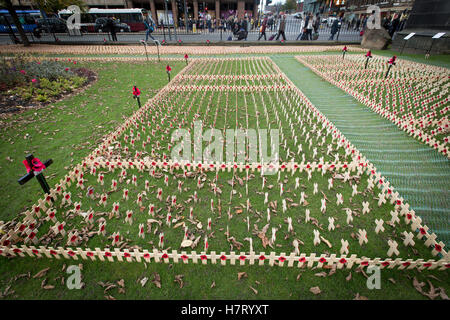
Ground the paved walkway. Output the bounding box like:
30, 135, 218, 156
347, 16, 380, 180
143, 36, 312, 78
272, 55, 450, 247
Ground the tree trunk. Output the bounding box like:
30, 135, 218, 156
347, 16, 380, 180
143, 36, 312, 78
4, 0, 30, 46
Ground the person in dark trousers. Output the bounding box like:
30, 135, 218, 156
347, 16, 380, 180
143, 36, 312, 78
258, 16, 268, 40
143, 12, 156, 42
329, 18, 339, 40
389, 13, 400, 37
106, 17, 117, 41
275, 13, 286, 41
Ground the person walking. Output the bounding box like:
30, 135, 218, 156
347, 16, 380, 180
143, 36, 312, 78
389, 13, 400, 37
305, 12, 313, 40
275, 12, 286, 41
143, 12, 156, 42
268, 15, 274, 31
295, 13, 305, 40
328, 18, 339, 40
258, 15, 268, 40
106, 17, 117, 41
313, 12, 320, 40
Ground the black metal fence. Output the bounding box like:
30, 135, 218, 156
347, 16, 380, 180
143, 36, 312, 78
0, 17, 363, 44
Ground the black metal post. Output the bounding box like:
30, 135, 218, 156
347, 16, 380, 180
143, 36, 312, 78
385, 65, 392, 78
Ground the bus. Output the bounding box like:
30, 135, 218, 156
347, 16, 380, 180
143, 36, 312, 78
58, 8, 147, 32
0, 10, 42, 33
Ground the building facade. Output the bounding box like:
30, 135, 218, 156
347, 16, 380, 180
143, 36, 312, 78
11, 0, 259, 22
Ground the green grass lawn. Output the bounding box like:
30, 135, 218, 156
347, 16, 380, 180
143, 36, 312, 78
0, 56, 448, 300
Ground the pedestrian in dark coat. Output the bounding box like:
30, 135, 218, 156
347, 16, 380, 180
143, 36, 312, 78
329, 19, 339, 40
106, 17, 117, 41
275, 13, 286, 41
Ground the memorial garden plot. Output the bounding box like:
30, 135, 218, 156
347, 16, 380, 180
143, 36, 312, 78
296, 55, 450, 158
0, 57, 447, 271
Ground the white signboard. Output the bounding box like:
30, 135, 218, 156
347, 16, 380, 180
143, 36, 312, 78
403, 32, 415, 40
432, 32, 445, 39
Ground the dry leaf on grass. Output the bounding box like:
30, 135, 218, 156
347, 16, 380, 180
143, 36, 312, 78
354, 293, 368, 300
152, 273, 161, 288
314, 272, 327, 278
174, 275, 184, 289
33, 268, 50, 279
105, 295, 116, 300
238, 272, 248, 281
249, 286, 258, 295
310, 286, 321, 295
140, 277, 148, 287
346, 273, 352, 281
210, 281, 216, 289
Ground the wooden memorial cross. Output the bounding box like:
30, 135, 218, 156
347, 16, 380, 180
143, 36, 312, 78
132, 86, 141, 108
385, 56, 396, 79
18, 154, 53, 196
166, 64, 172, 82
364, 50, 372, 69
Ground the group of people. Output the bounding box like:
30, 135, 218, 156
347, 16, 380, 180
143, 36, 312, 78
138, 8, 409, 43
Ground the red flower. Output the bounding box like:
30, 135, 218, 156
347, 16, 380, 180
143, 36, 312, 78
435, 244, 442, 252
319, 257, 327, 263
104, 251, 112, 257
278, 256, 286, 262
402, 262, 411, 267
50, 250, 57, 255
423, 263, 432, 268
13, 248, 21, 253
166, 65, 172, 72
220, 255, 227, 261
162, 253, 169, 259
181, 254, 188, 261
32, 249, 39, 254
339, 258, 347, 264
143, 253, 150, 259
381, 261, 390, 267
239, 255, 246, 261
299, 257, 306, 263
259, 255, 266, 260
200, 255, 207, 260
68, 251, 75, 256
360, 261, 369, 266
124, 252, 131, 258
87, 252, 94, 257
184, 54, 189, 59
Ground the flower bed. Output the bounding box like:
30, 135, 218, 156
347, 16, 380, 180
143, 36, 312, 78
0, 55, 95, 115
